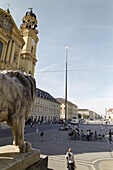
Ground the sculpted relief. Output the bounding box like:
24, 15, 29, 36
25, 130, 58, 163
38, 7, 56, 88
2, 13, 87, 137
0, 12, 13, 33
0, 70, 36, 152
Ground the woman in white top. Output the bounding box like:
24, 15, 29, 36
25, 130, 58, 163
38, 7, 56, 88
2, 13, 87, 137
65, 148, 75, 170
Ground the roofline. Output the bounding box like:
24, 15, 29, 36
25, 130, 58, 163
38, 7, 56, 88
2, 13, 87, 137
56, 98, 78, 107
36, 88, 60, 104
0, 8, 25, 44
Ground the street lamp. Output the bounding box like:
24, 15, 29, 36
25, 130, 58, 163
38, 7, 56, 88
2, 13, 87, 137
65, 46, 68, 125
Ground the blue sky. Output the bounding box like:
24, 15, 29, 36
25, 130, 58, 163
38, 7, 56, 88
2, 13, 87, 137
1, 0, 113, 116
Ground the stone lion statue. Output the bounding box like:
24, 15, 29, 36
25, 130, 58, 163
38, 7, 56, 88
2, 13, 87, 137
0, 70, 36, 152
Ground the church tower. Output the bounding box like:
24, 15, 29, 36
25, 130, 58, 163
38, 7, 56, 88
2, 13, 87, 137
19, 8, 39, 77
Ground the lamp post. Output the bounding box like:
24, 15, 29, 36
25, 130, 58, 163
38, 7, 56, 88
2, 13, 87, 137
65, 46, 68, 125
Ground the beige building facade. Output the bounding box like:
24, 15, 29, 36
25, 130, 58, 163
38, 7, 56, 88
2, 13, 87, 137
106, 108, 113, 121
31, 88, 60, 123
0, 7, 39, 77
78, 109, 100, 120
56, 98, 78, 120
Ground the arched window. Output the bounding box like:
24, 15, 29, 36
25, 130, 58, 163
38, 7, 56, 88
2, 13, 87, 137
0, 41, 3, 59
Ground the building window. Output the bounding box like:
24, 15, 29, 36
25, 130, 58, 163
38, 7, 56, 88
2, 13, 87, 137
0, 41, 3, 59
14, 54, 17, 61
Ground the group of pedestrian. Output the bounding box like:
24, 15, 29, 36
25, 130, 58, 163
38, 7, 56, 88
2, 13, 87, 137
85, 129, 93, 141
69, 128, 105, 141
69, 127, 80, 140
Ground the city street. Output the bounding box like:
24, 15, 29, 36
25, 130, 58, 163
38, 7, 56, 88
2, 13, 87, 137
1, 123, 113, 169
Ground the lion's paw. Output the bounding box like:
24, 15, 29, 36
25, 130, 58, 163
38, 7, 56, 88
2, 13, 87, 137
19, 141, 32, 153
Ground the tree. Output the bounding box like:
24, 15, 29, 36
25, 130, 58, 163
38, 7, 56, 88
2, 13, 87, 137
83, 114, 89, 119
78, 113, 82, 119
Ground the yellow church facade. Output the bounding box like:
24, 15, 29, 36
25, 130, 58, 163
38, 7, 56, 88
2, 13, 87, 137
0, 7, 39, 77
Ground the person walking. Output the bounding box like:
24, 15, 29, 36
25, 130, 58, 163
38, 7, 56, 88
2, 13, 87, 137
36, 127, 39, 137
40, 131, 44, 142
94, 130, 97, 140
65, 148, 76, 170
86, 130, 90, 141
109, 129, 112, 144
80, 130, 84, 141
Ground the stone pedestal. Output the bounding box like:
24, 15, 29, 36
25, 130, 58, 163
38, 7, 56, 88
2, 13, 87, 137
0, 145, 40, 170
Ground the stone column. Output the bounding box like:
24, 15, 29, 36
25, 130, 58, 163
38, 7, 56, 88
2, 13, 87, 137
1, 43, 7, 61
32, 64, 35, 77
6, 40, 12, 62
10, 41, 15, 63
17, 46, 21, 68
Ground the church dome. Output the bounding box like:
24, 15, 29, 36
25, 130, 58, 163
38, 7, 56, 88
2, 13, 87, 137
20, 8, 38, 34
26, 8, 36, 19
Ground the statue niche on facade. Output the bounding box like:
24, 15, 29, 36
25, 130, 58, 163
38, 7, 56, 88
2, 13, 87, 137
0, 70, 36, 152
